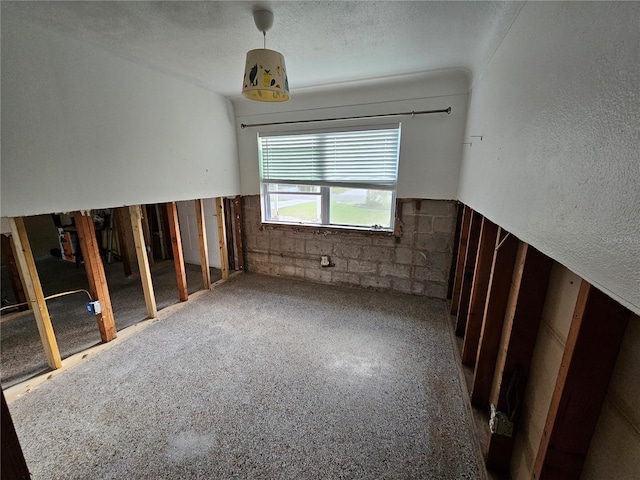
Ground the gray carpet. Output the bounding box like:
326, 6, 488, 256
1, 256, 221, 386
7, 273, 482, 479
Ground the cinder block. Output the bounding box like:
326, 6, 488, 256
333, 243, 363, 259
347, 259, 378, 274
371, 236, 396, 247
254, 236, 269, 251
424, 281, 447, 299
338, 235, 374, 246
401, 201, 415, 216
361, 246, 393, 264
414, 232, 453, 253
332, 272, 360, 285
399, 214, 416, 234
395, 247, 413, 265
434, 216, 456, 233
414, 266, 448, 283
294, 257, 318, 269
411, 282, 425, 296
361, 276, 391, 289
421, 200, 458, 217
305, 268, 332, 283
330, 257, 348, 272
417, 215, 434, 233
305, 240, 333, 255
430, 251, 452, 272
379, 264, 411, 279
412, 250, 430, 266
391, 278, 412, 293
278, 264, 296, 277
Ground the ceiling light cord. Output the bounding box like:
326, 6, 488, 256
263, 31, 266, 49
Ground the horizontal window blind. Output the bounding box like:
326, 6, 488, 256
259, 127, 401, 187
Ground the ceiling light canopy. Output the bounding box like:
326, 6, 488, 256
242, 8, 290, 102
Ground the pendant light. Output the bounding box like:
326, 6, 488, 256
242, 9, 290, 102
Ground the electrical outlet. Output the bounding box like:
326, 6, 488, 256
489, 404, 513, 437
320, 255, 330, 267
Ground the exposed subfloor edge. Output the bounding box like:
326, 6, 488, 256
443, 300, 491, 480
4, 271, 244, 403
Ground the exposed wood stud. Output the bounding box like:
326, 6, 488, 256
73, 211, 117, 343
451, 205, 472, 313
155, 204, 168, 260
1, 234, 29, 311
462, 217, 499, 365
141, 204, 155, 267
195, 199, 211, 290
129, 205, 158, 318
532, 281, 631, 480
447, 203, 464, 299
215, 197, 229, 281
471, 228, 519, 408
455, 210, 482, 336
224, 198, 236, 271
233, 195, 245, 271
485, 243, 553, 472
113, 208, 133, 277
166, 202, 188, 302
9, 217, 62, 369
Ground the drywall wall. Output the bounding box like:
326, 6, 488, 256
510, 264, 640, 480
176, 199, 221, 269
458, 2, 640, 314
1, 14, 240, 218
233, 70, 469, 199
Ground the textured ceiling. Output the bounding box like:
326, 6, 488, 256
3, 1, 524, 98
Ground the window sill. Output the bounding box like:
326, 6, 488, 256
260, 221, 396, 237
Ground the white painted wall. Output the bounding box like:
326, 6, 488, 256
176, 199, 221, 269
458, 2, 640, 314
1, 15, 240, 218
232, 69, 469, 199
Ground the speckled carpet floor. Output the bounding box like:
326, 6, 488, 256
7, 273, 482, 479
1, 256, 221, 386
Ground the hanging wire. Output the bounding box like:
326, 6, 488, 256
0, 289, 94, 313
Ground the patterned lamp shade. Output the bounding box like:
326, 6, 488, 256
242, 48, 290, 102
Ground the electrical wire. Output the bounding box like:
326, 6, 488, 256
0, 289, 93, 313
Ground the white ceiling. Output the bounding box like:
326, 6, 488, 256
3, 1, 525, 98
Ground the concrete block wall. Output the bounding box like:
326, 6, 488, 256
242, 195, 458, 298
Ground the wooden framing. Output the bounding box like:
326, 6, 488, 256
113, 207, 133, 276
532, 281, 631, 480
470, 228, 519, 407
455, 210, 482, 336
485, 243, 553, 472
233, 195, 245, 271
215, 197, 229, 280
195, 199, 211, 289
461, 217, 499, 365
9, 217, 62, 369
129, 205, 158, 318
451, 205, 472, 314
166, 202, 188, 302
1, 233, 28, 311
224, 198, 236, 271
73, 211, 117, 343
141, 204, 155, 267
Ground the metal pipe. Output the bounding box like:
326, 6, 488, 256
240, 107, 451, 129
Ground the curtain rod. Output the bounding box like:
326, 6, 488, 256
240, 107, 451, 129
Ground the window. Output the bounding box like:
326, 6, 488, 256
259, 125, 401, 231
